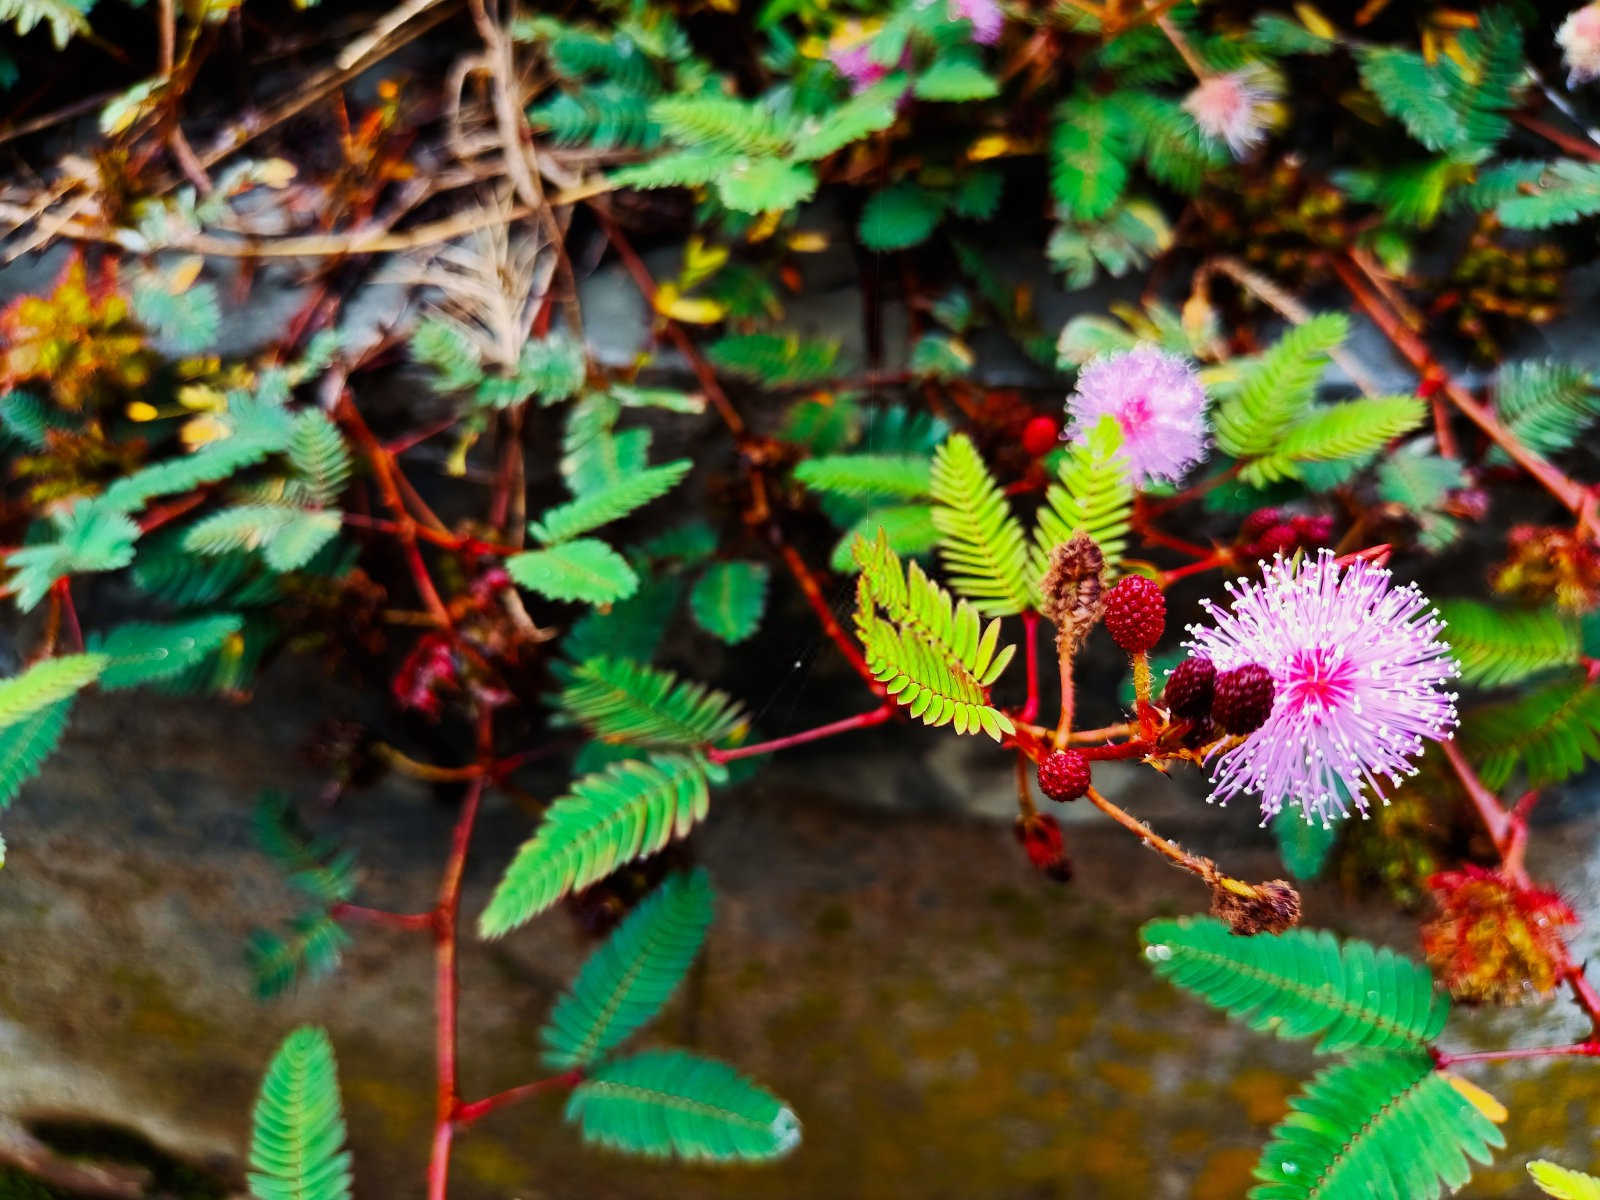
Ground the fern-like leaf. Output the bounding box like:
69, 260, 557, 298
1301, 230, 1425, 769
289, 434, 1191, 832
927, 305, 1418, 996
858, 182, 945, 252
690, 561, 768, 644
1493, 360, 1600, 457
1497, 160, 1600, 229
529, 460, 692, 544
507, 539, 640, 606
1529, 1162, 1600, 1199
555, 656, 748, 748
830, 505, 938, 571
564, 1050, 800, 1162
851, 531, 1015, 740
1244, 395, 1426, 486
247, 1027, 354, 1200
479, 754, 722, 936
541, 869, 713, 1067
1249, 1053, 1502, 1199
287, 411, 352, 509
1213, 314, 1347, 459
247, 916, 350, 999
706, 333, 840, 386
793, 454, 931, 501
1140, 916, 1449, 1053
0, 696, 71, 809
92, 614, 244, 690
1459, 669, 1600, 789
1050, 94, 1130, 221
1031, 414, 1134, 584
929, 433, 1032, 616
0, 654, 106, 730
8, 498, 140, 612
0, 0, 89, 48
1436, 600, 1578, 688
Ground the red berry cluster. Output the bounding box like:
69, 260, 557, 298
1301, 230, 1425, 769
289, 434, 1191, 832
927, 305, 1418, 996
1163, 655, 1275, 740
1102, 575, 1166, 653
392, 632, 459, 720
1236, 508, 1334, 560
1038, 749, 1091, 802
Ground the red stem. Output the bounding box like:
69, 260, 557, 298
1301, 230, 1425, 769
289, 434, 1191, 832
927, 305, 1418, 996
1079, 738, 1154, 762
1018, 611, 1041, 725
775, 542, 885, 694
1436, 1041, 1600, 1068
453, 1070, 585, 1129
329, 902, 434, 932
706, 703, 896, 764
52, 579, 83, 654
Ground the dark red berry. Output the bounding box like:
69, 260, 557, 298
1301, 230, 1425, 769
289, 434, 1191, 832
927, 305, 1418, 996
1021, 416, 1061, 458
1255, 523, 1300, 557
1102, 575, 1166, 654
1182, 715, 1218, 750
1038, 750, 1091, 802
1014, 813, 1072, 882
1211, 664, 1276, 735
1237, 507, 1284, 545
1163, 656, 1216, 718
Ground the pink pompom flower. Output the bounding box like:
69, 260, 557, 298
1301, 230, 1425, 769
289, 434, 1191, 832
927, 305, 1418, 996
1065, 345, 1208, 485
950, 0, 1003, 45
1557, 3, 1600, 86
827, 20, 891, 93
1186, 550, 1460, 827
1181, 64, 1284, 158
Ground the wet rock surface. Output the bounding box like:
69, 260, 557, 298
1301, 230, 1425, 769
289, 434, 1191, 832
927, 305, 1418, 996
0, 662, 1595, 1198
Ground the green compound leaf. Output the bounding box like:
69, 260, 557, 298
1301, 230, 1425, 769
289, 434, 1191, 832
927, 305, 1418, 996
541, 869, 714, 1068
7, 498, 140, 612
851, 530, 1015, 740
793, 453, 932, 501
479, 754, 723, 937
690, 561, 769, 644
1493, 360, 1600, 457
1272, 809, 1339, 881
530, 460, 693, 545
859, 182, 945, 251
564, 1050, 800, 1162
507, 539, 640, 606
1249, 1053, 1502, 1200
1213, 314, 1346, 460
716, 159, 817, 214
1529, 1161, 1600, 1199
914, 55, 998, 102
1436, 600, 1580, 689
706, 332, 840, 386
1050, 93, 1130, 221
92, 614, 244, 690
1031, 413, 1134, 585
1140, 916, 1449, 1053
1358, 47, 1464, 152
0, 655, 107, 730
247, 1027, 353, 1200
789, 77, 904, 160
929, 433, 1032, 616
1497, 160, 1600, 229
1459, 668, 1600, 790
0, 696, 71, 809
830, 504, 938, 571
287, 411, 352, 509
555, 656, 748, 748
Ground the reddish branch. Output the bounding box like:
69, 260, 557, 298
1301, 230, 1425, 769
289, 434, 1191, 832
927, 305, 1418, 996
707, 703, 896, 764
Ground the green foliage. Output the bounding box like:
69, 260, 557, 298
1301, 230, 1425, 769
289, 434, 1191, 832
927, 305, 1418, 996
690, 561, 769, 644
410, 316, 483, 391
247, 1027, 353, 1200
0, 0, 89, 48
929, 433, 1032, 616
1242, 395, 1426, 487
0, 654, 106, 729
133, 537, 276, 608
0, 697, 71, 809
1529, 1162, 1600, 1199
508, 539, 640, 606
530, 460, 692, 545
91, 614, 244, 690
8, 498, 139, 611
528, 86, 660, 150
914, 53, 997, 101
1050, 94, 1129, 221
1213, 314, 1346, 460
183, 505, 341, 573
1272, 810, 1339, 881
794, 453, 931, 501
0, 390, 66, 449
1376, 442, 1466, 511
1250, 1053, 1502, 1199
541, 869, 713, 1068
1122, 91, 1228, 192
1459, 669, 1600, 790
830, 504, 938, 571
1493, 361, 1600, 457
132, 277, 221, 355
248, 916, 350, 1000
564, 1050, 800, 1162
706, 333, 840, 385
1358, 49, 1466, 154
851, 531, 1015, 739
1140, 916, 1449, 1053
1031, 414, 1134, 583
556, 656, 748, 748
1435, 600, 1579, 688
479, 754, 722, 936
788, 78, 903, 160
859, 182, 945, 251
652, 94, 793, 155
1497, 161, 1600, 228
286, 412, 352, 509
1047, 199, 1173, 289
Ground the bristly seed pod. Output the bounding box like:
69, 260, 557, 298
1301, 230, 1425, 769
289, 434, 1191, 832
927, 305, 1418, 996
1210, 877, 1301, 936
1040, 533, 1106, 655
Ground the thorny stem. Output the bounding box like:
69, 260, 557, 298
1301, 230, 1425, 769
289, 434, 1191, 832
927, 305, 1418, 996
706, 704, 897, 764
1083, 786, 1221, 884
1332, 256, 1597, 536
1436, 1042, 1600, 1068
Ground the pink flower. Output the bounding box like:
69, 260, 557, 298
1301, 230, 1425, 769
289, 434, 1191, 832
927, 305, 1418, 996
1181, 65, 1283, 158
950, 0, 1003, 44
1066, 345, 1208, 485
1186, 551, 1460, 826
1557, 3, 1600, 86
828, 21, 891, 92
